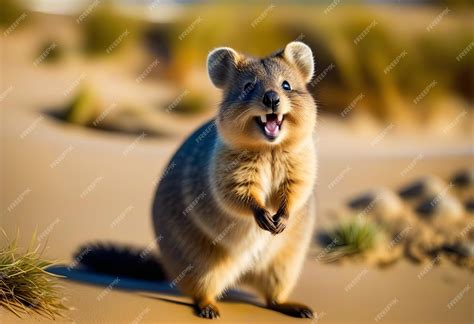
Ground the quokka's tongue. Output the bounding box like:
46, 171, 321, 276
264, 119, 279, 137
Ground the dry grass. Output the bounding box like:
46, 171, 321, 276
0, 230, 68, 319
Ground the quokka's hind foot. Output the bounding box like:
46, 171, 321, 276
267, 301, 314, 319
194, 300, 220, 319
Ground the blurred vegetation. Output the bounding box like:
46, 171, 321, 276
82, 3, 141, 55
0, 0, 26, 27
167, 93, 207, 115
2, 1, 472, 125
159, 5, 473, 121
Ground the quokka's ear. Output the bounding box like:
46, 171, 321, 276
207, 47, 240, 89
283, 42, 314, 84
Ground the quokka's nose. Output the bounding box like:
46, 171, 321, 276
262, 90, 280, 111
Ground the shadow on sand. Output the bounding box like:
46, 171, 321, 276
48, 266, 262, 313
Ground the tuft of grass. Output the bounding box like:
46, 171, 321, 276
64, 85, 101, 126
0, 231, 67, 319
322, 218, 378, 261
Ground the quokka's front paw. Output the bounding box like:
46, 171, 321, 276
253, 207, 279, 234
272, 207, 289, 234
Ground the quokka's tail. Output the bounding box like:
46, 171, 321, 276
73, 242, 167, 281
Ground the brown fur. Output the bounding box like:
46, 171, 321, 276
152, 42, 317, 319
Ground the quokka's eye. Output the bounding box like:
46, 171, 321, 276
243, 81, 254, 92
282, 80, 291, 91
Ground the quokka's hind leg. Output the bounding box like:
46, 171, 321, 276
193, 296, 220, 319
177, 261, 239, 319
179, 271, 225, 319
243, 253, 314, 318
243, 215, 315, 318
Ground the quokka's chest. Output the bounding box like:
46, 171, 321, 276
257, 161, 286, 197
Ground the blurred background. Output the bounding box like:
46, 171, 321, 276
1, 0, 473, 322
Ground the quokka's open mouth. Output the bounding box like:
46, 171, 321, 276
255, 113, 285, 140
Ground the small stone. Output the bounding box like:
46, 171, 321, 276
415, 194, 463, 220
399, 176, 446, 199
399, 180, 425, 199
451, 170, 474, 188
465, 199, 474, 212
348, 193, 375, 210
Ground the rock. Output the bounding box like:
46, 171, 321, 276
442, 243, 474, 258
465, 198, 474, 212
399, 180, 425, 199
415, 194, 464, 220
451, 169, 474, 188
348, 193, 375, 210
398, 176, 446, 199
